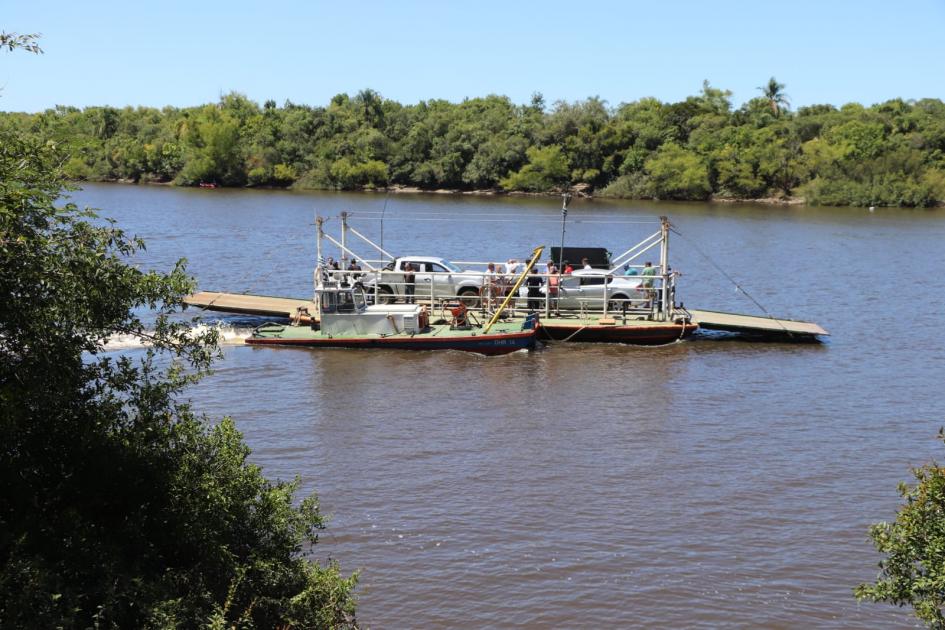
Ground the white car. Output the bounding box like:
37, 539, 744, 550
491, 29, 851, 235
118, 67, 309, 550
359, 256, 485, 305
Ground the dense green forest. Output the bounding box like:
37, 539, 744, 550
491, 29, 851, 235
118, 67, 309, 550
4, 81, 945, 206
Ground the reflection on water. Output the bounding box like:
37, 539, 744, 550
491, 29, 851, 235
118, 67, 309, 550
72, 183, 945, 628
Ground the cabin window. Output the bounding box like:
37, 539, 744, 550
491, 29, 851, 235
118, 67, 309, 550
336, 291, 357, 313
320, 292, 338, 313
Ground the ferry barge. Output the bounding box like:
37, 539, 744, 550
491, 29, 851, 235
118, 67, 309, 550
246, 278, 539, 356
186, 202, 827, 344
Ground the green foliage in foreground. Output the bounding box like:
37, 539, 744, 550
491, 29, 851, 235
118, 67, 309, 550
4, 83, 945, 206
0, 128, 357, 627
856, 429, 945, 628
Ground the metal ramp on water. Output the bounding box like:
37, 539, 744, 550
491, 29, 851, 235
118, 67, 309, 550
184, 291, 317, 320
686, 309, 828, 340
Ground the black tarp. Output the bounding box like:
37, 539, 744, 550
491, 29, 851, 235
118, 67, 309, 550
548, 247, 611, 269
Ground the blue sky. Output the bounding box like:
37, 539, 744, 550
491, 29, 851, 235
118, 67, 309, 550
2, 0, 944, 112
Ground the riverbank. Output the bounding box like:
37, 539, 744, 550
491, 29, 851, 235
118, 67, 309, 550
75, 178, 813, 206
15, 89, 945, 209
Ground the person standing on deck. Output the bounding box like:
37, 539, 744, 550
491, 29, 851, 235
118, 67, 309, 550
403, 262, 416, 304
546, 261, 559, 314
482, 262, 497, 308
582, 257, 592, 270
347, 258, 363, 283
641, 261, 657, 307
526, 267, 543, 311
563, 260, 574, 275
495, 262, 509, 299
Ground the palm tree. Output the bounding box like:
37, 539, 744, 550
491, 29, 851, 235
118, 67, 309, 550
758, 77, 790, 117
355, 89, 384, 127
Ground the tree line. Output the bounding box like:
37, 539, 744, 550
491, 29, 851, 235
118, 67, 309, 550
3, 81, 945, 207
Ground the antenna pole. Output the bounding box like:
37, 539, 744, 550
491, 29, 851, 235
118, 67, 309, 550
340, 211, 349, 266
315, 215, 324, 298
380, 189, 390, 251
558, 192, 571, 271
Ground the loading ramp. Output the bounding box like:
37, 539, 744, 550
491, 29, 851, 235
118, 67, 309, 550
687, 309, 828, 340
184, 291, 317, 322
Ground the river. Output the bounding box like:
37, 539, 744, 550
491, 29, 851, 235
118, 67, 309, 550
72, 183, 945, 628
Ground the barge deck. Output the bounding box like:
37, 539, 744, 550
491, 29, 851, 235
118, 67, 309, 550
186, 292, 823, 344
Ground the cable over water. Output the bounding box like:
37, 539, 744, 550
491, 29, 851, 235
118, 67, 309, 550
669, 226, 794, 338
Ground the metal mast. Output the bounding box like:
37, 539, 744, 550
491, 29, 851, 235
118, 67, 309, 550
558, 192, 571, 271
659, 216, 670, 320
314, 215, 324, 298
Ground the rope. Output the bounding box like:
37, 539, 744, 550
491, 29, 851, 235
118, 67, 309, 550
559, 325, 589, 342
668, 226, 794, 339
641, 318, 691, 347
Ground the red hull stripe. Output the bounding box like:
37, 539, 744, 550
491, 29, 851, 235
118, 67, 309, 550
541, 323, 697, 343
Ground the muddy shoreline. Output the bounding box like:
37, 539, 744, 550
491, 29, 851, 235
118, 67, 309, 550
89, 179, 809, 206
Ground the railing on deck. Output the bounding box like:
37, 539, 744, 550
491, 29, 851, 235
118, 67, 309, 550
317, 265, 677, 322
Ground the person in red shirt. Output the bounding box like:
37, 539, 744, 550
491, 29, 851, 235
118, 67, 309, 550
563, 260, 574, 275
546, 261, 560, 314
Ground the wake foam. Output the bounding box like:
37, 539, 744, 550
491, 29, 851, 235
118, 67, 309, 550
102, 324, 254, 351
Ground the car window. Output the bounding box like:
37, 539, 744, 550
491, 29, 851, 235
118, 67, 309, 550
430, 263, 448, 273
560, 277, 579, 289
440, 260, 461, 273
404, 261, 427, 272
580, 276, 605, 286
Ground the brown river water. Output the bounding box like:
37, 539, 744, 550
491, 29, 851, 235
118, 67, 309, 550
73, 183, 945, 628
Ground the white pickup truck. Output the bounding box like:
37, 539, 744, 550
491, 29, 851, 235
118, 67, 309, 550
358, 256, 484, 305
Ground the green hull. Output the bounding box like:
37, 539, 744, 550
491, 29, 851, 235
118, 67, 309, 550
246, 322, 537, 355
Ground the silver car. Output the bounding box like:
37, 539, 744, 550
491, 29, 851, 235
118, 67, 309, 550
544, 269, 647, 311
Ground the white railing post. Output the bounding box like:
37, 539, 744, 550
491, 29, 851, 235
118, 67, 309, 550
340, 211, 348, 267
660, 216, 670, 321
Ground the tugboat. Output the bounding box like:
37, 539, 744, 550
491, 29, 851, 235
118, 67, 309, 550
246, 284, 539, 355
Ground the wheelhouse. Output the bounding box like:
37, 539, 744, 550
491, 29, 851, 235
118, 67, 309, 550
318, 285, 367, 315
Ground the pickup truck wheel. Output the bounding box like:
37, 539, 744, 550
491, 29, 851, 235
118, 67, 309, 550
458, 287, 480, 307
375, 286, 394, 304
